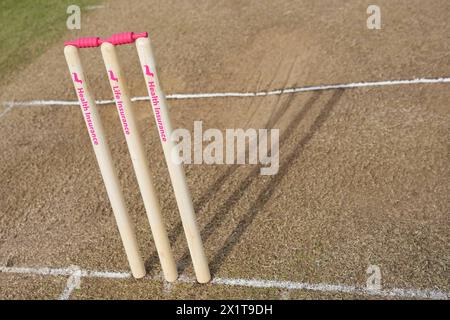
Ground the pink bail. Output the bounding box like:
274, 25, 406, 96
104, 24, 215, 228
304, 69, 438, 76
64, 37, 101, 48
64, 32, 148, 48
101, 32, 148, 45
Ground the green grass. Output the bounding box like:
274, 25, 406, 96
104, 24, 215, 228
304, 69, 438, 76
0, 0, 101, 84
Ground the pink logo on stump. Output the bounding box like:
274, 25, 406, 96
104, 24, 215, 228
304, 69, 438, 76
108, 70, 119, 82
144, 65, 154, 77
73, 73, 83, 84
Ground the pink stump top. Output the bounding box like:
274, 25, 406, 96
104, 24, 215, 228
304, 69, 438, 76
64, 32, 148, 48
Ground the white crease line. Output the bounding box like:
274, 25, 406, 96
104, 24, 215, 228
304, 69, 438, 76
0, 265, 130, 279
4, 76, 450, 108
0, 102, 14, 118
59, 265, 82, 300
0, 266, 74, 277
1, 265, 448, 299
84, 4, 106, 10
82, 269, 131, 279
59, 278, 79, 300
212, 277, 449, 300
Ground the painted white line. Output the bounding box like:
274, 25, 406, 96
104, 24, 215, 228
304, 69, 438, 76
6, 99, 107, 107
84, 4, 106, 10
177, 273, 196, 284
59, 265, 82, 300
0, 265, 74, 276
212, 277, 449, 300
4, 76, 450, 108
82, 269, 131, 279
0, 265, 130, 279
1, 265, 448, 299
59, 278, 79, 300
0, 102, 14, 118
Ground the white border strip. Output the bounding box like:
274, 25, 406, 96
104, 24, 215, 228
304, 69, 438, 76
4, 76, 450, 108
1, 265, 448, 300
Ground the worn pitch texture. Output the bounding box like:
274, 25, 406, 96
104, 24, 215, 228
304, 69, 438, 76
0, 0, 449, 299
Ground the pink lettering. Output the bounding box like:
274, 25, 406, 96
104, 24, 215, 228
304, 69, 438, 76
112, 86, 130, 135
146, 78, 167, 142
76, 87, 99, 145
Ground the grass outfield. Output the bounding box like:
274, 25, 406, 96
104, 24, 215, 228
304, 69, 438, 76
0, 0, 100, 85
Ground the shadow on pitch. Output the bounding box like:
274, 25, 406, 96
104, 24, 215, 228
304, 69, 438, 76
146, 89, 344, 279
144, 86, 299, 273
